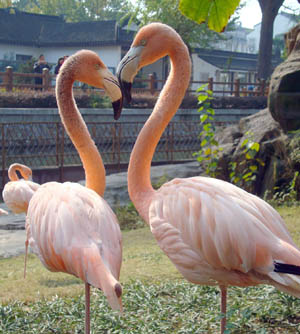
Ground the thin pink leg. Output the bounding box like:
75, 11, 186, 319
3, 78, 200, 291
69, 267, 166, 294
85, 283, 90, 334
220, 285, 227, 334
24, 239, 29, 279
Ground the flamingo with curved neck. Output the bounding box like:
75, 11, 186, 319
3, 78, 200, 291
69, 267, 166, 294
117, 23, 300, 333
2, 163, 40, 214
26, 50, 123, 334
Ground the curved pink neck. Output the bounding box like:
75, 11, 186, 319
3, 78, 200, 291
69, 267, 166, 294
56, 74, 105, 196
128, 42, 191, 221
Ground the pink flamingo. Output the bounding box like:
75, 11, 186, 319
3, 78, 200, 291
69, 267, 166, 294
0, 208, 8, 215
117, 23, 300, 333
2, 163, 40, 214
26, 50, 123, 334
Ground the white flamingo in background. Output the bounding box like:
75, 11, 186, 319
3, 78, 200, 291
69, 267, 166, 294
2, 163, 40, 214
26, 50, 123, 334
117, 22, 300, 334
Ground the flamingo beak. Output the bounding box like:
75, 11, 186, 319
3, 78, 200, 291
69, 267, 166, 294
102, 69, 123, 120
117, 46, 143, 104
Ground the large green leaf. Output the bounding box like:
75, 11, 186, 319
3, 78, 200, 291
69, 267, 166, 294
179, 0, 240, 32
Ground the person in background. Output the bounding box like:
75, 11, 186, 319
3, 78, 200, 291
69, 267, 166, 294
33, 54, 51, 88
54, 57, 64, 74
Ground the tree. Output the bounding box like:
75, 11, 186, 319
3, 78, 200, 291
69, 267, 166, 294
257, 0, 284, 79
179, 0, 300, 80
8, 0, 133, 22
132, 0, 236, 53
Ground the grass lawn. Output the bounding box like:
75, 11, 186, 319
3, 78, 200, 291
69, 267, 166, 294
1, 205, 300, 333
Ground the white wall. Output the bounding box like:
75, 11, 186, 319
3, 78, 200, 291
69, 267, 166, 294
0, 44, 122, 73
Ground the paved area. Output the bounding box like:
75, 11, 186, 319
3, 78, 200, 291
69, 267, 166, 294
0, 161, 201, 258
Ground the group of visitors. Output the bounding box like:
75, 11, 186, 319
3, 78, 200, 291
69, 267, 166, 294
33, 54, 68, 87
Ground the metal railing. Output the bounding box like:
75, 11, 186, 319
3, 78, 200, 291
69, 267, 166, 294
2, 120, 227, 189
0, 67, 268, 97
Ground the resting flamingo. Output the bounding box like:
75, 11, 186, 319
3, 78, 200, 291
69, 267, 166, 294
117, 22, 300, 333
26, 50, 123, 334
2, 163, 40, 214
0, 208, 8, 215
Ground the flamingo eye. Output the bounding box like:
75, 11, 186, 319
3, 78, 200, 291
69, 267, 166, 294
140, 39, 147, 46
95, 64, 101, 70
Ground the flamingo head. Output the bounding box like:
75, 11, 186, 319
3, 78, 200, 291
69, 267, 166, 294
117, 23, 178, 104
59, 50, 123, 120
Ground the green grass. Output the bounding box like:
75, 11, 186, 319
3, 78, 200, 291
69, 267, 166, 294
1, 205, 300, 333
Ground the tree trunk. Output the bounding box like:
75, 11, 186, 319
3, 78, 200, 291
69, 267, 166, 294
257, 0, 284, 80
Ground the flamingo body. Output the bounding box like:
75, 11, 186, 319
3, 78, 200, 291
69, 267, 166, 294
117, 22, 300, 332
150, 176, 300, 294
27, 181, 122, 307
24, 50, 123, 332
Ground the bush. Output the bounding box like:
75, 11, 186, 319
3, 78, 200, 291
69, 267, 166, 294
0, 90, 111, 108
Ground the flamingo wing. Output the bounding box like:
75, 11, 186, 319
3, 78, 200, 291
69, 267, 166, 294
26, 182, 122, 285
3, 180, 40, 213
149, 176, 299, 286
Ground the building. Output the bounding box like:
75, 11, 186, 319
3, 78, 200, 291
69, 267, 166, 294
247, 11, 298, 54
0, 7, 133, 74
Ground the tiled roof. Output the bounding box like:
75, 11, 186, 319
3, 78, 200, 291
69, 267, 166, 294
0, 8, 133, 47
197, 48, 281, 72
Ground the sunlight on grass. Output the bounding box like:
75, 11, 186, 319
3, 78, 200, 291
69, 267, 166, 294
1, 206, 300, 333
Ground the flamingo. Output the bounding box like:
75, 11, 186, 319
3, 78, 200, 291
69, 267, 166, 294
0, 208, 8, 215
2, 163, 40, 214
26, 50, 123, 334
117, 22, 300, 333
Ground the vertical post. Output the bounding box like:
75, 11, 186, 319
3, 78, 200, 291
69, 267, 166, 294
260, 79, 266, 96
4, 66, 13, 92
117, 124, 121, 172
60, 125, 65, 183
208, 77, 213, 92
148, 73, 155, 95
1, 124, 6, 190
42, 68, 50, 91
234, 79, 240, 97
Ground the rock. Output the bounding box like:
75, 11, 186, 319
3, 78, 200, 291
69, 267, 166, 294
216, 109, 290, 196
268, 23, 300, 132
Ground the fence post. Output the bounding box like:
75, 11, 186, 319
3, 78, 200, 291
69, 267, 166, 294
208, 77, 213, 92
234, 79, 240, 97
259, 79, 266, 96
148, 73, 155, 95
4, 66, 13, 92
42, 68, 50, 91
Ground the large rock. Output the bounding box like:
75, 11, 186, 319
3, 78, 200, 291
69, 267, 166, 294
216, 109, 291, 196
268, 23, 300, 132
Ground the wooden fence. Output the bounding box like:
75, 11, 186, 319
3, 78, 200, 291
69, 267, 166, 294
0, 66, 268, 97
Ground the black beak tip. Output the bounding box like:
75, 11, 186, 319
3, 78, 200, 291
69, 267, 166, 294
112, 98, 123, 121
122, 81, 132, 104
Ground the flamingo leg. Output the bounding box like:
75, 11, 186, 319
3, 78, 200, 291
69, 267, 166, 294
24, 239, 29, 279
220, 285, 227, 334
85, 283, 90, 334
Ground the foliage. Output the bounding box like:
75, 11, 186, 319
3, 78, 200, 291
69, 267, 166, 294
0, 90, 111, 108
131, 0, 232, 51
229, 131, 264, 191
2, 280, 300, 333
115, 202, 146, 230
179, 0, 240, 32
193, 84, 223, 177
268, 171, 299, 206
5, 0, 133, 22
14, 57, 36, 85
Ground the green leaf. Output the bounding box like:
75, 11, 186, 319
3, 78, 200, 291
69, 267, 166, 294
250, 142, 260, 152
179, 0, 240, 32
200, 114, 208, 122
249, 165, 258, 172
241, 138, 249, 148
